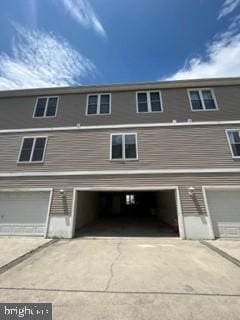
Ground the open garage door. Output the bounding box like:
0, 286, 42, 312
0, 190, 51, 236
205, 188, 240, 238
74, 189, 181, 238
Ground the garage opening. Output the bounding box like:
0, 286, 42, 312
74, 190, 180, 237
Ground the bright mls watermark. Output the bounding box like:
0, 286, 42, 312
0, 303, 52, 319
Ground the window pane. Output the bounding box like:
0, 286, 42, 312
101, 94, 110, 104
88, 95, 98, 104
137, 93, 148, 112
202, 90, 216, 109
34, 98, 47, 117
201, 90, 212, 100
229, 131, 240, 144
125, 134, 136, 159
191, 100, 203, 110
138, 93, 147, 102
112, 135, 123, 159
150, 92, 160, 101
88, 95, 98, 114
190, 91, 201, 100
32, 138, 46, 162
151, 101, 161, 111
100, 104, 110, 114
231, 144, 240, 156
88, 104, 97, 114
189, 91, 202, 110
190, 91, 203, 109
150, 92, 161, 111
19, 138, 34, 162
46, 97, 58, 116
100, 94, 110, 114
138, 102, 148, 112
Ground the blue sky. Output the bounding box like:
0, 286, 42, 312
0, 0, 240, 90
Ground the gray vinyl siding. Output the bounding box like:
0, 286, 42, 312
0, 85, 240, 129
0, 124, 239, 173
0, 174, 240, 217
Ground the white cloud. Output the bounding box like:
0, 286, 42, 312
0, 23, 95, 90
166, 17, 240, 80
218, 0, 240, 19
59, 0, 106, 37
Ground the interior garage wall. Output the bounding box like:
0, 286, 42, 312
155, 191, 177, 227
75, 191, 100, 229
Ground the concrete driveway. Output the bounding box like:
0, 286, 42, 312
0, 236, 52, 268
0, 237, 239, 319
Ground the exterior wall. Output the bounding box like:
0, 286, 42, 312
0, 173, 239, 239
0, 79, 240, 239
0, 124, 239, 173
0, 85, 240, 129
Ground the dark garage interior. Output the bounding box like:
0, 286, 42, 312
74, 190, 179, 237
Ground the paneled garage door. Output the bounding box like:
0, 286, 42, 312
205, 188, 240, 238
0, 191, 51, 236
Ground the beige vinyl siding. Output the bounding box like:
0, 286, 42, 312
0, 85, 240, 129
0, 125, 239, 173
0, 173, 240, 217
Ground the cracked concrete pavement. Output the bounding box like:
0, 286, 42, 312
104, 239, 122, 291
0, 237, 239, 319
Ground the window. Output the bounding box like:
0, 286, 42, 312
227, 131, 240, 158
188, 89, 217, 111
33, 97, 58, 118
126, 194, 135, 205
87, 94, 111, 115
111, 134, 137, 160
137, 91, 162, 112
18, 137, 47, 163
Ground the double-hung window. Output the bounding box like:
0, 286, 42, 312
137, 91, 162, 113
87, 94, 111, 115
18, 137, 47, 163
111, 134, 137, 160
227, 130, 240, 158
33, 97, 58, 118
188, 89, 217, 111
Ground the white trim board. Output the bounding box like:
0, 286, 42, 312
1, 120, 240, 134
1, 168, 240, 178
71, 186, 185, 239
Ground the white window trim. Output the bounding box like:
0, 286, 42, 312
187, 88, 218, 112
110, 133, 138, 161
86, 93, 112, 116
33, 96, 59, 118
136, 91, 163, 113
225, 129, 240, 159
17, 136, 48, 164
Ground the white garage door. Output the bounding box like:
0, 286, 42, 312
205, 189, 240, 238
0, 191, 51, 236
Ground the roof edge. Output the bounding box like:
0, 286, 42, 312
0, 77, 240, 98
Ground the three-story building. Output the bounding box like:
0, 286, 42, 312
0, 77, 240, 239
